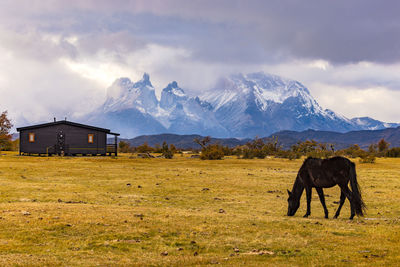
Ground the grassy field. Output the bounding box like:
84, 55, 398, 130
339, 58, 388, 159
0, 152, 399, 266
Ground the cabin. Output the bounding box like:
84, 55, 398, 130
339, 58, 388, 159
16, 120, 120, 156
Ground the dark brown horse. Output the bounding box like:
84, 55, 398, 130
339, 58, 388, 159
287, 156, 365, 219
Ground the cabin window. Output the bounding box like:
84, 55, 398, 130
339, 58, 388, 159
28, 133, 35, 143
88, 134, 94, 144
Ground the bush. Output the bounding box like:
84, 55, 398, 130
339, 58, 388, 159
275, 150, 301, 160
359, 153, 376, 163
118, 141, 131, 153
386, 147, 400, 157
0, 110, 12, 151
242, 147, 254, 159
239, 137, 281, 159
194, 136, 225, 160
232, 147, 243, 159
340, 144, 366, 158
200, 144, 224, 160
377, 139, 390, 155
153, 143, 162, 153
169, 144, 177, 154
136, 142, 154, 153
161, 141, 174, 159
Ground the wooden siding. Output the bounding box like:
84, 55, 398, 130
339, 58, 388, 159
19, 124, 107, 155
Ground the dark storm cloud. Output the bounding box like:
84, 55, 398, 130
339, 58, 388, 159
1, 0, 400, 124
1, 0, 399, 65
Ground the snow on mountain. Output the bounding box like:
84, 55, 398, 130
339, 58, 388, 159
160, 81, 187, 110
350, 117, 400, 130
83, 71, 399, 138
103, 73, 158, 113
86, 74, 227, 137
201, 72, 373, 137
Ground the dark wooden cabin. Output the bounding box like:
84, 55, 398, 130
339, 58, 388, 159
16, 120, 120, 156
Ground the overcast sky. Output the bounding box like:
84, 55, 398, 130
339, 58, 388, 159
1, 0, 400, 126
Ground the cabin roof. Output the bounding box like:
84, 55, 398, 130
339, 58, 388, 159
16, 120, 120, 136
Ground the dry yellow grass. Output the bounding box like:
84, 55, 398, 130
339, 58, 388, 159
0, 152, 399, 266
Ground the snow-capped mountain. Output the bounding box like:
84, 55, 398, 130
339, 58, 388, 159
86, 73, 227, 137
350, 117, 400, 130
84, 72, 399, 138
103, 73, 158, 114
157, 80, 228, 136
202, 72, 360, 137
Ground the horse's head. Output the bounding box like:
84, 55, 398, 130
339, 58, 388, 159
287, 189, 300, 216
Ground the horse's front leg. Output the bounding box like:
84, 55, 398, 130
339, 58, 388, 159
316, 187, 328, 219
303, 187, 312, 218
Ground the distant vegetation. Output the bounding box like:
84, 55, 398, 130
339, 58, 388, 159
117, 135, 400, 162
4, 109, 399, 162
0, 110, 18, 151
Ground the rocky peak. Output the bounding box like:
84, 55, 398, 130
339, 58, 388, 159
103, 73, 157, 112
160, 81, 187, 109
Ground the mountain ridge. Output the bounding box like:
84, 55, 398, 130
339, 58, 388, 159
83, 72, 400, 138
121, 126, 400, 150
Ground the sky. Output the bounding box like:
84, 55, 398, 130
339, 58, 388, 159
1, 0, 400, 127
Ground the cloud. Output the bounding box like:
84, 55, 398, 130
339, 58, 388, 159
1, 0, 400, 127
2, 0, 400, 64
308, 83, 400, 122
0, 28, 103, 124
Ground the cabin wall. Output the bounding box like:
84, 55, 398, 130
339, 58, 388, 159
19, 124, 107, 155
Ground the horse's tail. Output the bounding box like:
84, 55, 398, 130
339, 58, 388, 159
349, 161, 366, 216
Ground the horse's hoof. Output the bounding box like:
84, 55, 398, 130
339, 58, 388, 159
324, 215, 329, 219
333, 215, 338, 219
303, 214, 309, 218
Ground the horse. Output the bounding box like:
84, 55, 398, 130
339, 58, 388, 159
287, 156, 366, 220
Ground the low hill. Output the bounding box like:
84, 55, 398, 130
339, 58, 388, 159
125, 133, 249, 149
120, 127, 400, 150
269, 126, 400, 149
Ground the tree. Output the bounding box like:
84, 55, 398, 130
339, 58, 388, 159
340, 144, 366, 158
136, 142, 153, 153
368, 144, 378, 154
0, 111, 13, 150
161, 141, 173, 159
194, 136, 211, 149
118, 141, 131, 153
169, 144, 177, 154
377, 139, 390, 155
194, 136, 224, 160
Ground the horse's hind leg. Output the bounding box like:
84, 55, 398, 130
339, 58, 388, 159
303, 187, 312, 218
316, 188, 329, 219
339, 184, 355, 220
333, 191, 346, 219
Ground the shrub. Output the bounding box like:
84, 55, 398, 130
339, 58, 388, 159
194, 136, 225, 160
161, 141, 174, 159
232, 147, 243, 159
118, 141, 131, 153
136, 142, 154, 153
169, 144, 177, 154
153, 144, 162, 153
242, 147, 254, 159
340, 144, 366, 158
200, 144, 224, 160
386, 147, 400, 157
240, 136, 281, 159
0, 111, 12, 151
359, 153, 376, 163
378, 139, 390, 155
275, 150, 301, 160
